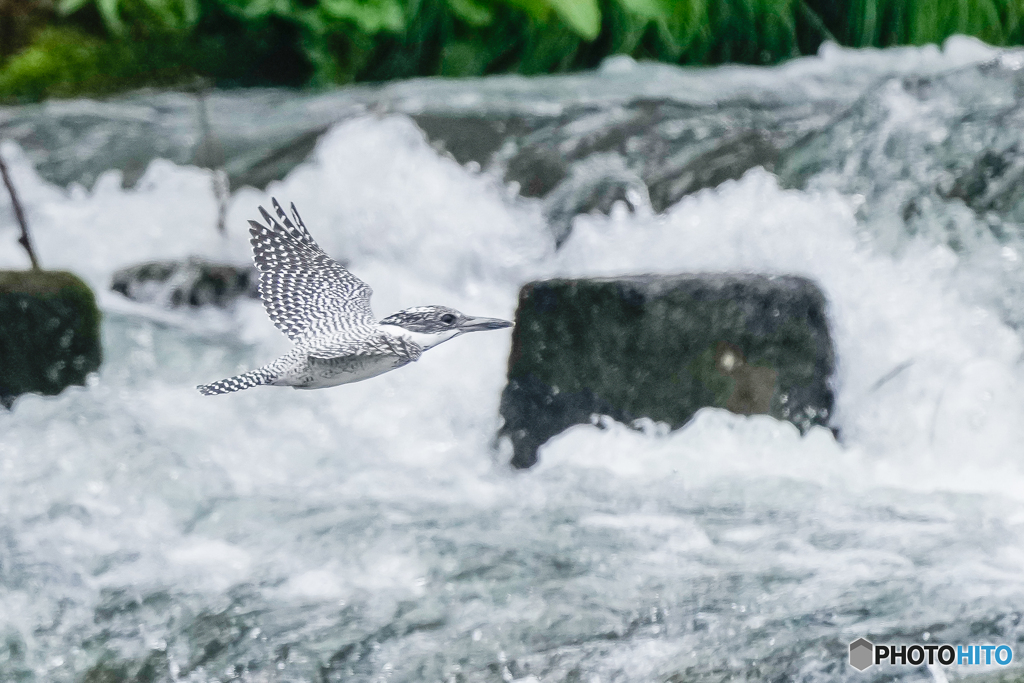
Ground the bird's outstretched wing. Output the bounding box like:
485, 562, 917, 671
306, 330, 422, 362
248, 198, 375, 342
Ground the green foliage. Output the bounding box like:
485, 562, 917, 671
0, 27, 192, 101
830, 0, 1024, 47
4, 0, 1024, 101
548, 0, 602, 40
56, 0, 201, 36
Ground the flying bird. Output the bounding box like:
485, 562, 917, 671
198, 199, 512, 395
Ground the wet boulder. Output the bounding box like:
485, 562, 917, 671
541, 153, 650, 247
410, 112, 536, 170
940, 144, 1024, 222
645, 129, 780, 213
499, 274, 835, 468
111, 258, 258, 308
0, 270, 102, 407
0, 81, 827, 251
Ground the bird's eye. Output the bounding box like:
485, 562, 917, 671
440, 314, 456, 325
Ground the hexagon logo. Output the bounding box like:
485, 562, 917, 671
849, 638, 874, 671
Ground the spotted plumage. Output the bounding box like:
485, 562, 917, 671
249, 200, 375, 342
198, 199, 512, 395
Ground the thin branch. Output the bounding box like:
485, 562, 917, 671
192, 80, 230, 236
797, 1, 838, 46
212, 168, 229, 236
0, 148, 40, 270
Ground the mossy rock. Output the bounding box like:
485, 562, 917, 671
499, 274, 835, 468
0, 27, 195, 103
0, 270, 102, 407
110, 258, 259, 308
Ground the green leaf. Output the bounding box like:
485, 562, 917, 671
96, 0, 127, 35
447, 0, 493, 26
653, 0, 707, 56
320, 0, 405, 33
244, 0, 288, 19
139, 0, 181, 29
56, 0, 93, 17
496, 0, 551, 22
440, 40, 488, 75
180, 0, 201, 28
547, 0, 601, 40
615, 0, 668, 21
224, 0, 298, 20
294, 5, 328, 32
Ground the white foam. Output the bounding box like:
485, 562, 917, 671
2, 105, 1024, 680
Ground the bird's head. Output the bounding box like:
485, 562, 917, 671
379, 305, 513, 350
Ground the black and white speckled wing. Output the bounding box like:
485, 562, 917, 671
249, 199, 375, 342
307, 331, 422, 362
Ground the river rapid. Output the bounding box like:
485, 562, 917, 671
2, 37, 1024, 683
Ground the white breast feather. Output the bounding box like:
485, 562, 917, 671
379, 325, 461, 350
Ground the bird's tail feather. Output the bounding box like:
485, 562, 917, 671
197, 368, 275, 395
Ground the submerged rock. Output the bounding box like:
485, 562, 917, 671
0, 90, 368, 190
111, 258, 258, 308
541, 153, 650, 246
0, 270, 101, 407
0, 67, 838, 247
776, 60, 1024, 250
499, 274, 835, 468
488, 100, 804, 242
8, 51, 1023, 254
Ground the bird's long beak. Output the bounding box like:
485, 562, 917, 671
458, 316, 514, 332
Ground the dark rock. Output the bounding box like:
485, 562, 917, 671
110, 258, 259, 308
409, 112, 535, 168
493, 98, 810, 241
81, 649, 170, 683
0, 89, 369, 190
499, 274, 835, 468
0, 270, 102, 407
224, 124, 332, 192
541, 153, 649, 246
941, 145, 1024, 218
645, 129, 780, 212
0, 79, 834, 248
504, 141, 573, 199
775, 63, 1024, 250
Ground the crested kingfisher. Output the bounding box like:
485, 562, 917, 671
198, 199, 512, 395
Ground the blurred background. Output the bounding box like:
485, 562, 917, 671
4, 0, 1024, 98
5, 1, 1024, 683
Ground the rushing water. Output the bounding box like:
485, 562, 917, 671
2, 38, 1024, 683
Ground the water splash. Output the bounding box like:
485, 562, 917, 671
1, 40, 1024, 683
